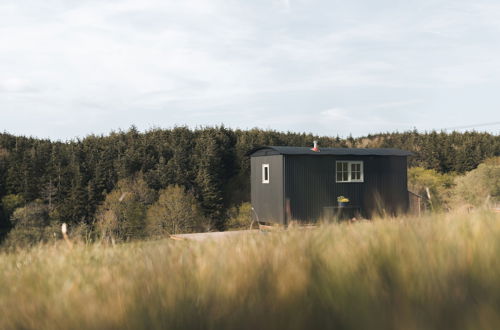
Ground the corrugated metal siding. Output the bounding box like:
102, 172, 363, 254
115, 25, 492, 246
284, 155, 335, 222
362, 156, 409, 217
250, 155, 285, 224
284, 155, 409, 222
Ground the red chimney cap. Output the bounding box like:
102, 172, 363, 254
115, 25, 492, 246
311, 140, 320, 152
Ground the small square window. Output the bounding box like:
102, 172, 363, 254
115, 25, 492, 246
262, 164, 270, 184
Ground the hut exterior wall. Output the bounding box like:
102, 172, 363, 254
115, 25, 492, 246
250, 155, 285, 224
284, 155, 408, 222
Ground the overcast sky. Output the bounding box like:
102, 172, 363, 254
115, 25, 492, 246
1, 0, 500, 140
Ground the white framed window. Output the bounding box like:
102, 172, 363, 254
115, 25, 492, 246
336, 161, 364, 183
262, 164, 270, 184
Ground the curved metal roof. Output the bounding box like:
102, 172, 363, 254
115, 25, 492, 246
248, 146, 413, 156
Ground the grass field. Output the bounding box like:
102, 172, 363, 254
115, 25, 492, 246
1, 210, 499, 330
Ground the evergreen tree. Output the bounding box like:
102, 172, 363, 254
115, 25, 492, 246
0, 127, 498, 246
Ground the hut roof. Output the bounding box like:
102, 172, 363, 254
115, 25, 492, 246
248, 146, 413, 157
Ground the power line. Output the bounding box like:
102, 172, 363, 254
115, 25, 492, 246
440, 121, 500, 131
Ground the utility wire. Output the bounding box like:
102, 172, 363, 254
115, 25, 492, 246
439, 121, 500, 131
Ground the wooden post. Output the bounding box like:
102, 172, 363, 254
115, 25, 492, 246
61, 223, 73, 249
425, 187, 433, 211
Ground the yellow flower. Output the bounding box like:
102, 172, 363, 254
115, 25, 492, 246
337, 196, 349, 203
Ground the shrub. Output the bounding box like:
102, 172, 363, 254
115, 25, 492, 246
146, 185, 207, 237
0, 194, 24, 240
2, 201, 59, 249
96, 176, 155, 242
1, 194, 25, 218
69, 222, 93, 244
226, 202, 253, 230
452, 157, 500, 207
408, 167, 455, 210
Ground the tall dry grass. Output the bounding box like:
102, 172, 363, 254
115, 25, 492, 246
0, 210, 499, 330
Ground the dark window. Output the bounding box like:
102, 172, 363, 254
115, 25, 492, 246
262, 164, 270, 183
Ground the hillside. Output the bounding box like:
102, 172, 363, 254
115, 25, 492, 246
0, 128, 498, 245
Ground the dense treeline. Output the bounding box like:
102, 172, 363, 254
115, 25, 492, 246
356, 130, 499, 173
0, 127, 498, 243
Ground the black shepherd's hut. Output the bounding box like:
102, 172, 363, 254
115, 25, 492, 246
248, 144, 412, 224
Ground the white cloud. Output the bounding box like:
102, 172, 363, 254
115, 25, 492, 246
280, 0, 291, 11
0, 78, 37, 93
320, 108, 352, 122
371, 100, 423, 110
